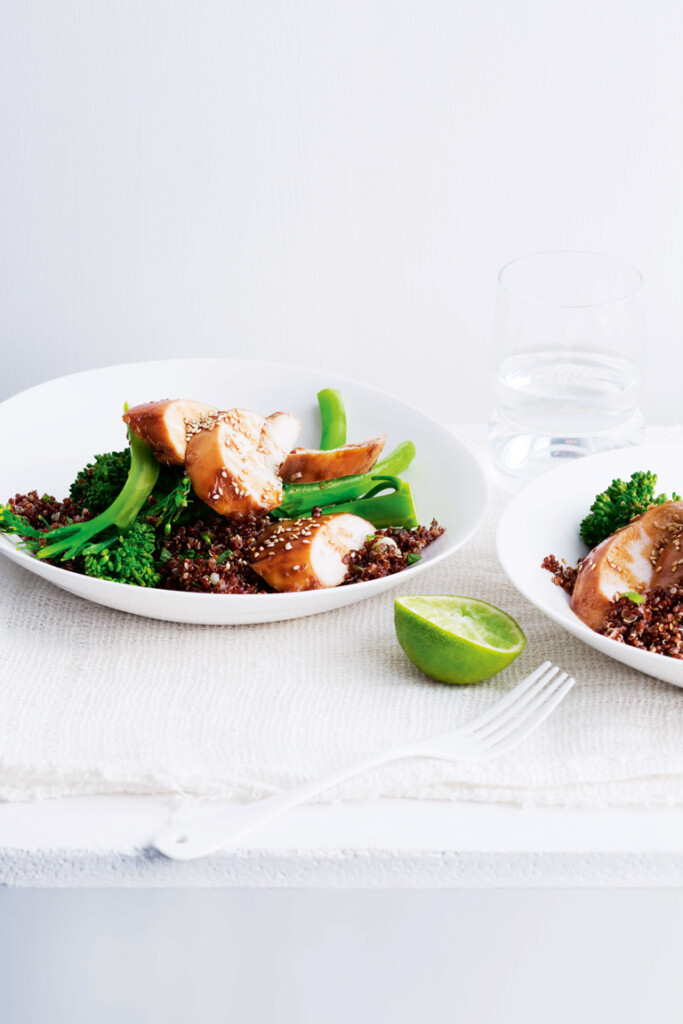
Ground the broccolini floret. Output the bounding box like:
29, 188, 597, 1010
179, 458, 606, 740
69, 449, 131, 513
0, 505, 50, 541
579, 471, 681, 548
82, 521, 160, 587
146, 473, 195, 529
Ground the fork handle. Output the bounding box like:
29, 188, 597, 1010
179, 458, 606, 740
152, 743, 419, 860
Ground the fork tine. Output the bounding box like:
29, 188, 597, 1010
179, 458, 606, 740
457, 661, 554, 735
477, 675, 575, 757
470, 665, 562, 741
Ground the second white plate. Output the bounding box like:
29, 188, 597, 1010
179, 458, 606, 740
496, 443, 683, 688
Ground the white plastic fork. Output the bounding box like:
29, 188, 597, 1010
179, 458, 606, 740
152, 661, 574, 860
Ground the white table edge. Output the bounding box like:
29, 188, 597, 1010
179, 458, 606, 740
3, 794, 683, 889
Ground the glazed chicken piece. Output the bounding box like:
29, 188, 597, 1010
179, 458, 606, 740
123, 399, 218, 465
184, 409, 300, 519
278, 436, 386, 484
260, 412, 302, 470
571, 501, 683, 629
251, 513, 375, 592
653, 536, 683, 589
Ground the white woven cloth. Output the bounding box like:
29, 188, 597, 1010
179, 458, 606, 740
2, 425, 683, 809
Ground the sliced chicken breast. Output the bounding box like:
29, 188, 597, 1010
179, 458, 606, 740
653, 536, 683, 589
571, 501, 683, 629
123, 399, 218, 465
279, 436, 387, 484
251, 513, 375, 592
260, 412, 302, 470
185, 408, 285, 518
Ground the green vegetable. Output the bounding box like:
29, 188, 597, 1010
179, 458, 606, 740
276, 440, 416, 518
146, 474, 194, 528
70, 447, 186, 517
315, 477, 418, 529
0, 506, 48, 541
69, 449, 131, 514
31, 431, 160, 562
82, 521, 160, 587
579, 471, 681, 548
317, 388, 347, 450
372, 441, 416, 478
621, 591, 645, 605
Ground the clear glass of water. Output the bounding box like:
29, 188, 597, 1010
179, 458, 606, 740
488, 250, 644, 482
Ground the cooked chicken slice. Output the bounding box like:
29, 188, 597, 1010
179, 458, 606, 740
123, 399, 218, 465
653, 536, 683, 589
185, 408, 285, 518
279, 436, 387, 484
260, 412, 302, 469
251, 513, 375, 592
571, 501, 683, 629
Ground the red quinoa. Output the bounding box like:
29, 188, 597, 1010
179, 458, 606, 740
343, 520, 445, 584
541, 554, 581, 596
599, 585, 683, 658
6, 492, 94, 573
157, 512, 269, 594
9, 491, 92, 531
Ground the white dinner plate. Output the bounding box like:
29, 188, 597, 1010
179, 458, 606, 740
0, 359, 488, 624
496, 443, 683, 687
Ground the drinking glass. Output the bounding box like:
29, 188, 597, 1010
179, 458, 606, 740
488, 251, 644, 482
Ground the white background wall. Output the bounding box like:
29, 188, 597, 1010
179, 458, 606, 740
2, 0, 683, 421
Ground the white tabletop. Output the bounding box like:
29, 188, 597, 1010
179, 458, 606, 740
3, 795, 683, 888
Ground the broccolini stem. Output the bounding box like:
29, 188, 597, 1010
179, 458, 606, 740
37, 432, 160, 562
373, 441, 416, 476
277, 440, 416, 518
314, 477, 419, 528
317, 388, 347, 450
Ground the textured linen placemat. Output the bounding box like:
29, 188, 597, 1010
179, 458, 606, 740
2, 425, 683, 808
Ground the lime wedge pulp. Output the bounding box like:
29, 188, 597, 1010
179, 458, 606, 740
394, 595, 526, 685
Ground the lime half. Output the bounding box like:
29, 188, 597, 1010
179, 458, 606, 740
394, 595, 526, 685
